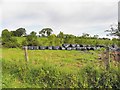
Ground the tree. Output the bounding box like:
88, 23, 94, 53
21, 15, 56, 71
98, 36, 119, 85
39, 28, 53, 37
39, 29, 46, 37
48, 34, 56, 46
82, 33, 90, 38
11, 28, 26, 37
30, 31, 37, 36
11, 31, 17, 36
64, 34, 76, 44
46, 28, 53, 36
93, 35, 99, 39
22, 31, 39, 46
2, 29, 12, 39
57, 31, 64, 44
106, 23, 120, 39
2, 29, 19, 48
57, 31, 64, 38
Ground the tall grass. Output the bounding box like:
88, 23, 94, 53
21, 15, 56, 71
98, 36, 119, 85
2, 48, 120, 88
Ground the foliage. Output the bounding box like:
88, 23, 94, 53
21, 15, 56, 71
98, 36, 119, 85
11, 28, 26, 37
16, 36, 118, 47
57, 31, 64, 44
1, 28, 119, 48
2, 29, 19, 48
22, 31, 39, 46
64, 34, 76, 44
39, 28, 53, 37
93, 35, 99, 39
106, 23, 120, 39
2, 29, 12, 39
48, 34, 61, 46
79, 63, 120, 88
82, 33, 90, 38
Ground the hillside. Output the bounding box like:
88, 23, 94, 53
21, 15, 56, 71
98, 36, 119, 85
14, 37, 119, 47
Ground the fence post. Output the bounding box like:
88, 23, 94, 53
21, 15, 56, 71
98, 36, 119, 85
23, 46, 29, 62
105, 47, 110, 70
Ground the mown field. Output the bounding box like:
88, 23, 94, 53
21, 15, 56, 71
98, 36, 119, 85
1, 48, 120, 88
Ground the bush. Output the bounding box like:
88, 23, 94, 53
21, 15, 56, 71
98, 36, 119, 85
2, 58, 120, 88
79, 63, 120, 88
2, 37, 20, 48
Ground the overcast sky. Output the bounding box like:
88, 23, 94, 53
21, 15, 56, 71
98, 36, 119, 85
118, 1, 120, 22
0, 0, 119, 38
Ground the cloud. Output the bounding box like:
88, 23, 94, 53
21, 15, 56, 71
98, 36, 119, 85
1, 0, 118, 38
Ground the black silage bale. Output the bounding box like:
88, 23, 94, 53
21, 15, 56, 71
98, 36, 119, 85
76, 44, 80, 47
40, 46, 46, 50
33, 46, 39, 50
71, 47, 76, 50
81, 47, 86, 51
76, 47, 81, 50
62, 44, 70, 48
99, 45, 105, 48
86, 46, 91, 50
59, 46, 65, 50
70, 44, 76, 47
116, 48, 120, 52
47, 46, 53, 50
93, 47, 96, 50
28, 46, 34, 50
53, 46, 60, 50
89, 47, 94, 50
66, 47, 72, 50
80, 44, 84, 47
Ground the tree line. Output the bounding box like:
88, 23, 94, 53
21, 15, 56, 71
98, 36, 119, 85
1, 24, 120, 48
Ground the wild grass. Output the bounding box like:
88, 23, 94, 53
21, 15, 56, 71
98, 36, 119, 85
2, 48, 120, 88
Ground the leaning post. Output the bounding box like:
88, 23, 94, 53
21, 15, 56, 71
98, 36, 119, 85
23, 46, 29, 62
105, 46, 110, 70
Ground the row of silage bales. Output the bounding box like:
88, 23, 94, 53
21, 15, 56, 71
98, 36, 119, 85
26, 44, 106, 50
26, 45, 86, 50
69, 44, 103, 51
27, 46, 46, 50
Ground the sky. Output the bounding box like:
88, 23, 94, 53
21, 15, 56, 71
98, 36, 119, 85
119, 1, 120, 22
0, 0, 119, 38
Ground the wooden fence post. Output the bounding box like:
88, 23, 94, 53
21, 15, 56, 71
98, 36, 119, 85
23, 46, 29, 62
105, 47, 110, 70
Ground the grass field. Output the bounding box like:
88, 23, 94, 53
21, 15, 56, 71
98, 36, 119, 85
1, 48, 120, 88
14, 36, 118, 47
